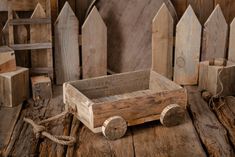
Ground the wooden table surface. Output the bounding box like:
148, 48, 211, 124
1, 86, 234, 157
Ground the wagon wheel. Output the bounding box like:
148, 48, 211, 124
160, 104, 185, 127
102, 116, 127, 140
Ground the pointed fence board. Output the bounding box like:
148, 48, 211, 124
201, 5, 228, 61
82, 6, 107, 79
55, 2, 80, 85
30, 3, 53, 78
152, 3, 174, 79
174, 6, 201, 85
228, 18, 235, 62
13, 12, 29, 67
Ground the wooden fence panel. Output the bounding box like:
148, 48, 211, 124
55, 2, 80, 84
228, 18, 235, 62
201, 5, 228, 61
152, 3, 174, 79
82, 6, 107, 79
174, 5, 201, 85
214, 0, 235, 23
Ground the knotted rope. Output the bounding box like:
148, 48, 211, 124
24, 110, 76, 146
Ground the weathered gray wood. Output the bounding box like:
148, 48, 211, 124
133, 114, 207, 157
96, 0, 178, 73
228, 18, 235, 62
82, 6, 107, 79
174, 5, 201, 85
9, 18, 51, 25
186, 86, 235, 157
10, 43, 52, 51
55, 2, 80, 84
152, 3, 174, 79
31, 76, 52, 100
201, 5, 228, 61
0, 46, 16, 73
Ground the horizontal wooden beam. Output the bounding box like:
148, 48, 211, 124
30, 67, 53, 74
10, 43, 52, 51
9, 18, 51, 25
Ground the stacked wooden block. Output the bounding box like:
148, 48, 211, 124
0, 46, 29, 107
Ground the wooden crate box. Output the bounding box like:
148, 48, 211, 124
199, 60, 235, 96
31, 76, 52, 100
64, 70, 187, 140
0, 46, 16, 74
0, 67, 29, 107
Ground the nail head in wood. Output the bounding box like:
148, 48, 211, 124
102, 116, 127, 140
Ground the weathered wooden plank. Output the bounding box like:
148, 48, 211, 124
30, 3, 53, 78
10, 43, 52, 51
133, 114, 207, 157
0, 0, 8, 11
82, 6, 107, 79
0, 104, 22, 154
55, 2, 80, 84
9, 18, 51, 25
228, 18, 235, 62
13, 12, 29, 67
174, 5, 201, 85
186, 86, 235, 157
201, 5, 228, 61
213, 96, 235, 147
31, 76, 52, 100
214, 0, 235, 23
187, 0, 214, 24
152, 3, 174, 79
96, 0, 178, 73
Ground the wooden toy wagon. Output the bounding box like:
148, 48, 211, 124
63, 70, 187, 140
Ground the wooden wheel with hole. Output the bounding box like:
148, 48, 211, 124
160, 104, 185, 127
102, 116, 127, 140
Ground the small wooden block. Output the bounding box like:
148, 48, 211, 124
160, 104, 185, 127
0, 67, 29, 107
0, 46, 16, 74
102, 116, 127, 140
31, 76, 52, 100
199, 60, 235, 96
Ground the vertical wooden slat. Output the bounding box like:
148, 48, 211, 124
214, 0, 235, 23
54, 2, 80, 85
13, 12, 29, 67
187, 0, 214, 24
174, 5, 202, 85
30, 3, 53, 78
201, 5, 228, 61
82, 6, 107, 79
152, 3, 174, 79
228, 18, 235, 62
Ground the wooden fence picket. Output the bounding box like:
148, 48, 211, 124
228, 18, 235, 62
201, 5, 228, 61
54, 2, 80, 84
82, 6, 107, 79
174, 5, 201, 85
152, 3, 174, 80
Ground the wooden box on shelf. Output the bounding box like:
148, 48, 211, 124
31, 76, 52, 100
0, 67, 29, 107
0, 46, 16, 74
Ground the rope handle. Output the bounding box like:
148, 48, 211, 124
23, 111, 76, 146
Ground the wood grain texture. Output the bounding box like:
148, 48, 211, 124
31, 76, 52, 100
82, 6, 107, 79
171, 0, 187, 17
187, 86, 235, 157
0, 46, 16, 73
55, 2, 80, 84
30, 3, 53, 78
201, 5, 228, 61
13, 12, 29, 67
215, 0, 235, 23
96, 0, 178, 73
0, 67, 29, 107
187, 0, 214, 24
228, 18, 235, 62
152, 3, 174, 79
174, 5, 201, 85
133, 114, 206, 157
